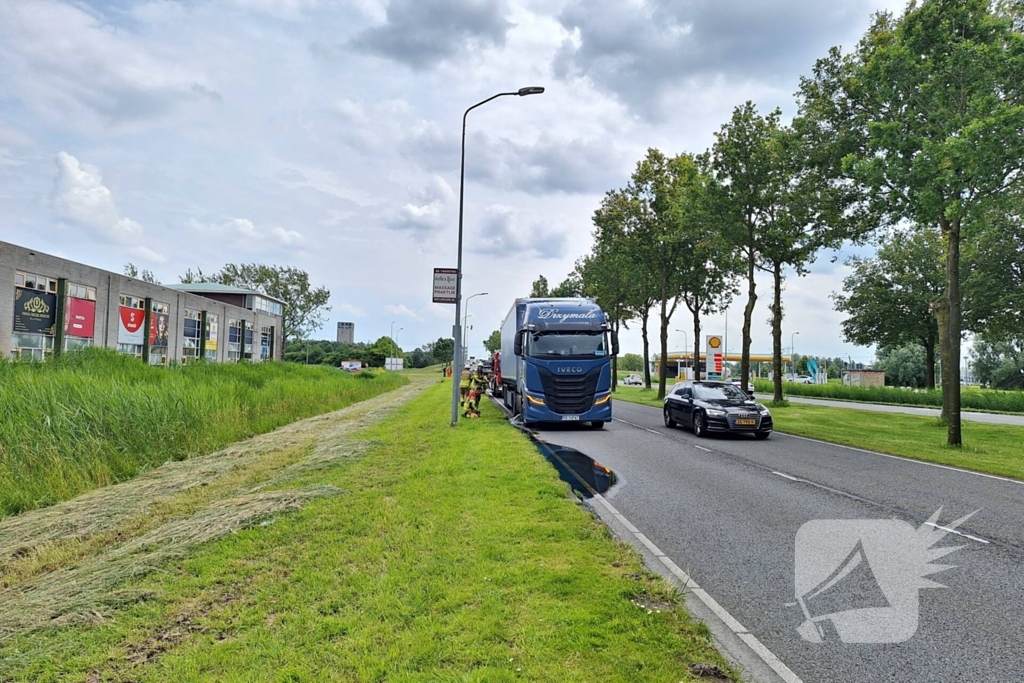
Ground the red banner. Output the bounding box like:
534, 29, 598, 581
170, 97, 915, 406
65, 297, 96, 338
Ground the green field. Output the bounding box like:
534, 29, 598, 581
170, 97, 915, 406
0, 348, 406, 517
612, 385, 1024, 480
0, 379, 732, 682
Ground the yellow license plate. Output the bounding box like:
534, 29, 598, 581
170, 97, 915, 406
736, 419, 756, 426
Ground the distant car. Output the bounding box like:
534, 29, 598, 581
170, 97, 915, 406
795, 375, 814, 384
663, 381, 772, 439
623, 374, 643, 386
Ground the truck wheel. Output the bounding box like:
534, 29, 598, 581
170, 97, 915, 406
590, 421, 605, 429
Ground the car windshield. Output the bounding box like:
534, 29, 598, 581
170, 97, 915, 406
694, 383, 748, 401
528, 332, 606, 359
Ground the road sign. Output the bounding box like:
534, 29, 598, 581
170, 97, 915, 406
706, 334, 724, 379
432, 268, 457, 304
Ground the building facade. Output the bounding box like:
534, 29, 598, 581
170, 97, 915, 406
2, 241, 284, 363
336, 321, 355, 344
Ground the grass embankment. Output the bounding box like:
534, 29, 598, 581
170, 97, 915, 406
612, 385, 1024, 480
0, 380, 732, 682
0, 348, 406, 517
751, 379, 1024, 414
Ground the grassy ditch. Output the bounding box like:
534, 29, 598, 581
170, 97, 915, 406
612, 386, 1024, 480
0, 380, 732, 682
751, 379, 1024, 414
0, 348, 406, 517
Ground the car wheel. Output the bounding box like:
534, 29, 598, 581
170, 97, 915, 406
693, 412, 706, 438
590, 421, 605, 429
755, 431, 771, 440
664, 408, 677, 429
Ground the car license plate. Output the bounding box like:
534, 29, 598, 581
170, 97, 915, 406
736, 419, 756, 426
561, 415, 580, 421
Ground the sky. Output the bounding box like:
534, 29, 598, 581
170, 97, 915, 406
0, 0, 910, 362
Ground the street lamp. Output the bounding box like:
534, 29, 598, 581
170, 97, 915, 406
791, 331, 800, 378
463, 292, 488, 361
451, 88, 544, 426
395, 327, 403, 358
674, 329, 688, 379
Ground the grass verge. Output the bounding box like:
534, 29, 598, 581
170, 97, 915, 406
0, 348, 406, 517
0, 380, 732, 682
611, 386, 1024, 480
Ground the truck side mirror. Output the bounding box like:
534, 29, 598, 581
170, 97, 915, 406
513, 331, 524, 357
610, 331, 620, 356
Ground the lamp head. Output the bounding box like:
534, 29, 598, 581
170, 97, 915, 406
517, 86, 545, 96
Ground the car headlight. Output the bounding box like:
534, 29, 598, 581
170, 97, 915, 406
706, 408, 726, 417
757, 405, 771, 416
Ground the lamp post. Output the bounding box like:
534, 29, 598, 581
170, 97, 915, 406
463, 292, 488, 362
395, 327, 403, 359
674, 329, 688, 379
450, 87, 544, 426
790, 331, 800, 378
462, 314, 473, 355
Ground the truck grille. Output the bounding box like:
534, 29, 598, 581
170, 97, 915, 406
537, 366, 602, 414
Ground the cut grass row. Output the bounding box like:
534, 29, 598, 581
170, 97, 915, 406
612, 385, 1024, 480
1, 379, 733, 682
0, 348, 406, 517
751, 378, 1024, 414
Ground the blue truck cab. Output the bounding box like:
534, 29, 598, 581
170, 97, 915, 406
499, 298, 619, 428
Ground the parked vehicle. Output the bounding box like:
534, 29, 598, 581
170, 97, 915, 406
623, 374, 643, 386
663, 381, 773, 439
500, 298, 619, 428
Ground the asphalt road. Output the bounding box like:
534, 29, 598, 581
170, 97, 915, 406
780, 395, 1024, 426
533, 400, 1024, 683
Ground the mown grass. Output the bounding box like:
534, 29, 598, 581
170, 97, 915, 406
0, 348, 406, 517
751, 379, 1024, 414
0, 380, 732, 682
612, 386, 1024, 480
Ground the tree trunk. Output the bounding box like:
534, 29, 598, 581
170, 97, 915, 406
923, 334, 936, 391
741, 239, 757, 394
658, 296, 670, 399
932, 298, 950, 423
945, 218, 962, 446
771, 262, 784, 403
641, 308, 651, 390
693, 307, 702, 382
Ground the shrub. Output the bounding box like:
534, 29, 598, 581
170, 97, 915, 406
753, 379, 1024, 413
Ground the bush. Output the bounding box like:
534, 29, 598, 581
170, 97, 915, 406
0, 348, 407, 517
753, 379, 1024, 413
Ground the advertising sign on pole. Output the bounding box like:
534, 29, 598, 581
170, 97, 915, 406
705, 334, 724, 380
432, 268, 457, 304
118, 306, 146, 345
13, 287, 57, 335
65, 297, 96, 338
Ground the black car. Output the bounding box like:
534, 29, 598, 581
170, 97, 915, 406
663, 381, 772, 439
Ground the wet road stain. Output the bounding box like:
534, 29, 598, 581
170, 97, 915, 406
534, 441, 617, 497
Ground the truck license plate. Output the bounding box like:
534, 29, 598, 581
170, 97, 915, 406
561, 415, 580, 421
736, 419, 756, 426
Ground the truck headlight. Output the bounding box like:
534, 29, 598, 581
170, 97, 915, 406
526, 394, 545, 406
594, 394, 611, 405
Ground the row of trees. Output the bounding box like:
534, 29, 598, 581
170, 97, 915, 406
283, 337, 454, 369
535, 0, 1024, 447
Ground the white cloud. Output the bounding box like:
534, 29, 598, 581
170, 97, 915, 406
130, 245, 167, 264
385, 175, 454, 234
471, 204, 568, 259
189, 218, 304, 252
384, 303, 425, 322
337, 302, 366, 317
51, 151, 144, 243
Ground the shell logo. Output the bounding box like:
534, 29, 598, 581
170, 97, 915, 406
708, 336, 722, 349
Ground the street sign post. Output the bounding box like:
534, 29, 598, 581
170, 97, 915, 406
432, 268, 457, 304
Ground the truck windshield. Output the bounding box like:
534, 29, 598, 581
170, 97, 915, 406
528, 332, 606, 359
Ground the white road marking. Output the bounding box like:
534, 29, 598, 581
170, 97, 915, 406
694, 445, 711, 452
772, 471, 800, 481
613, 417, 662, 436
541, 439, 803, 683
924, 522, 991, 544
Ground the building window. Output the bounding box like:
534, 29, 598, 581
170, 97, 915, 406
260, 325, 272, 361
67, 283, 97, 300
227, 319, 242, 362
205, 313, 219, 362
243, 322, 254, 360
11, 332, 54, 360
15, 271, 58, 293
182, 309, 202, 363
247, 295, 282, 317
117, 294, 146, 359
